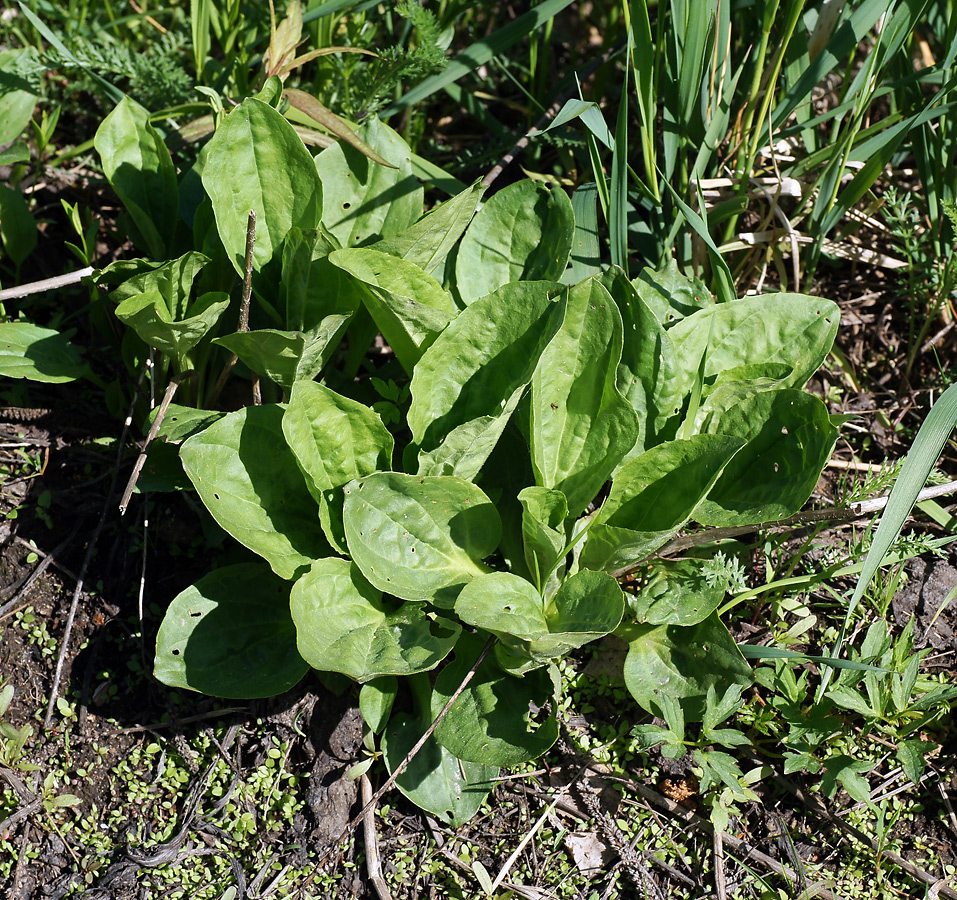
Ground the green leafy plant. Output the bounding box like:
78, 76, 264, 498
133, 106, 843, 823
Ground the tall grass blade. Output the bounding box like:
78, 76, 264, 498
661, 178, 735, 303
609, 38, 630, 272
818, 381, 957, 700
191, 0, 212, 80
567, 183, 601, 283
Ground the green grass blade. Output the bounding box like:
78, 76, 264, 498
191, 0, 212, 80
382, 0, 576, 117
567, 183, 601, 283
818, 381, 957, 700
660, 178, 735, 303
738, 646, 888, 674
609, 37, 630, 272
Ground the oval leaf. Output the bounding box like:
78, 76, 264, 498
315, 116, 423, 248
530, 277, 639, 517
455, 180, 574, 305
94, 96, 179, 259
343, 473, 501, 603
408, 280, 564, 452
0, 323, 87, 383
290, 558, 460, 681
695, 390, 839, 526
668, 293, 840, 403
203, 98, 323, 274
623, 613, 753, 721
180, 405, 326, 579
382, 710, 496, 827
283, 381, 393, 504
433, 634, 559, 766
328, 248, 455, 373
580, 434, 745, 572
154, 563, 308, 698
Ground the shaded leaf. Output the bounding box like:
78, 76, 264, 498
154, 563, 308, 698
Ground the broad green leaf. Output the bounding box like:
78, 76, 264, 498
328, 248, 455, 374
416, 384, 526, 481
0, 184, 36, 266
281, 234, 361, 333
203, 98, 323, 274
154, 563, 308, 698
359, 676, 397, 734
695, 390, 839, 526
382, 708, 497, 827
579, 434, 745, 572
115, 290, 229, 367
282, 381, 393, 504
109, 252, 210, 319
566, 182, 601, 284
373, 181, 485, 275
599, 266, 680, 451
0, 141, 29, 166
627, 558, 727, 626
623, 613, 753, 721
0, 323, 87, 383
634, 258, 714, 327
215, 323, 348, 392
455, 180, 575, 306
152, 404, 224, 444
409, 281, 564, 452
530, 277, 639, 517
518, 486, 568, 593
694, 362, 793, 427
531, 570, 624, 658
668, 294, 840, 403
290, 558, 459, 681
454, 572, 548, 644
0, 49, 40, 144
94, 96, 179, 259
315, 117, 423, 248
432, 634, 559, 766
343, 473, 500, 603
180, 405, 326, 580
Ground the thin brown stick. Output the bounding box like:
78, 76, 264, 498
361, 772, 394, 900
207, 210, 257, 408
614, 477, 957, 578
317, 638, 494, 869
118, 370, 196, 514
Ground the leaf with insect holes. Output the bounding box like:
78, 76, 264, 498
290, 558, 460, 681
180, 405, 327, 580
343, 473, 500, 603
154, 563, 307, 698
580, 434, 744, 572
316, 116, 423, 248
409, 280, 565, 453
694, 390, 838, 526
623, 613, 752, 722
529, 276, 639, 517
